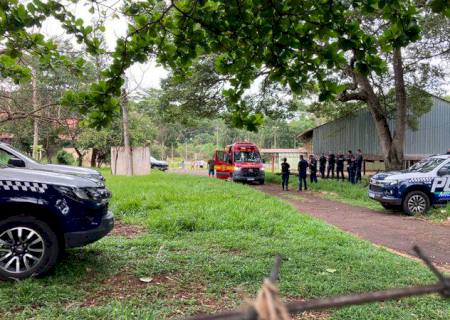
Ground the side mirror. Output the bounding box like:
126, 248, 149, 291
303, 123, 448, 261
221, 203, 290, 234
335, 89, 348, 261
8, 157, 26, 168
438, 167, 449, 176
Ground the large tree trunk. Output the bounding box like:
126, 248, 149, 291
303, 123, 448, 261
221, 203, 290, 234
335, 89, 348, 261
354, 70, 406, 170
390, 47, 408, 170
121, 88, 133, 176
31, 69, 39, 160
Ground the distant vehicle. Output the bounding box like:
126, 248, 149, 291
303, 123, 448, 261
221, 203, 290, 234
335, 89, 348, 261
0, 143, 104, 181
0, 165, 113, 280
369, 154, 450, 215
214, 142, 265, 184
150, 156, 168, 171
196, 160, 206, 168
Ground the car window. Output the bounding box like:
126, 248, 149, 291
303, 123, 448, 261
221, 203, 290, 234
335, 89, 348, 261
438, 161, 450, 176
408, 158, 445, 173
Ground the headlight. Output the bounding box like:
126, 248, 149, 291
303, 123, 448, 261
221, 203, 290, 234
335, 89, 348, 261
386, 180, 399, 186
260, 167, 265, 171
234, 167, 241, 171
54, 186, 109, 202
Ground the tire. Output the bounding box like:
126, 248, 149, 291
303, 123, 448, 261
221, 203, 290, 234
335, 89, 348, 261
259, 179, 265, 185
0, 216, 59, 280
381, 203, 401, 211
402, 191, 430, 216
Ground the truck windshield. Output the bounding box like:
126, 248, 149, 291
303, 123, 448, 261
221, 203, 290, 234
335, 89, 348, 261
234, 151, 261, 163
408, 158, 445, 173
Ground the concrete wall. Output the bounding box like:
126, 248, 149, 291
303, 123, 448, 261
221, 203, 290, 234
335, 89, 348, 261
111, 146, 150, 176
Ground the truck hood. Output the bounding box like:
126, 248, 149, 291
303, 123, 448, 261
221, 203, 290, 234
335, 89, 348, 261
0, 168, 100, 188
38, 164, 100, 176
372, 170, 432, 182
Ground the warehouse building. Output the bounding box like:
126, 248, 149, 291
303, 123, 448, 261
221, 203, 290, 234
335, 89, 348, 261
299, 95, 450, 168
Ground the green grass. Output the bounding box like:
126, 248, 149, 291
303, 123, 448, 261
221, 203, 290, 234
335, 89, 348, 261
265, 172, 450, 222
0, 172, 449, 319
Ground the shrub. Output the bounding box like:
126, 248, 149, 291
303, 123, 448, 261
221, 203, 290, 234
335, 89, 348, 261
56, 150, 75, 165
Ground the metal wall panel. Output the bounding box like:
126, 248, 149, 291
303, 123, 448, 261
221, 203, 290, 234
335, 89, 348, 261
311, 97, 450, 157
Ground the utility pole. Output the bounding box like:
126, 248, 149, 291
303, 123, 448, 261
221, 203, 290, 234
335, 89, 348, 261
121, 87, 133, 176
216, 126, 219, 148
31, 68, 39, 160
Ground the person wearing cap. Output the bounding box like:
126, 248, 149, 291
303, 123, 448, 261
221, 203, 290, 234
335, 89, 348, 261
281, 158, 290, 191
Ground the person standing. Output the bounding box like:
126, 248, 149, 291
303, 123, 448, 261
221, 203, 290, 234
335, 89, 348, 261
281, 158, 290, 191
207, 158, 215, 177
355, 149, 364, 183
327, 152, 335, 179
336, 152, 345, 181
298, 155, 308, 191
319, 153, 326, 178
346, 150, 353, 182
349, 154, 356, 184
309, 154, 318, 183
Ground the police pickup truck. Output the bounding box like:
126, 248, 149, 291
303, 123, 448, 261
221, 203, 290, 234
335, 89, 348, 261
0, 164, 114, 280
369, 154, 450, 215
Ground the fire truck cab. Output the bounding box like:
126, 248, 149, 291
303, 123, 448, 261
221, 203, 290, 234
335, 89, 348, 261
214, 142, 265, 184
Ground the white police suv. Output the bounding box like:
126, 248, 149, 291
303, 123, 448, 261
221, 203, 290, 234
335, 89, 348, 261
369, 154, 450, 215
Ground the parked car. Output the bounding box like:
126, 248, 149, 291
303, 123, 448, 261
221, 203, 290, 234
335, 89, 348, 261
0, 143, 105, 181
369, 154, 450, 215
150, 156, 168, 171
0, 164, 114, 280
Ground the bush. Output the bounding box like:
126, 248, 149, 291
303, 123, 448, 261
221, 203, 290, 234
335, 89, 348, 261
56, 150, 75, 165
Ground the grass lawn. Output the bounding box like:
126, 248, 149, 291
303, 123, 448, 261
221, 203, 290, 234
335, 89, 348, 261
265, 172, 450, 223
0, 172, 449, 319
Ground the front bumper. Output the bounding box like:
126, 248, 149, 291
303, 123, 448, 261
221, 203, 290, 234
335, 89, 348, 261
64, 211, 115, 248
368, 190, 402, 205
232, 171, 265, 182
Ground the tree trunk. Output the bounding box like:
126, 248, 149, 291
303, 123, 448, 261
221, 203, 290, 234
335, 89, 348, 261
121, 88, 133, 176
91, 148, 98, 168
74, 147, 83, 167
31, 69, 39, 160
390, 47, 407, 170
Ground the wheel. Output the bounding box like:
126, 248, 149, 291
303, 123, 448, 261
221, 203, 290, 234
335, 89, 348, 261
402, 191, 430, 216
0, 216, 59, 280
381, 203, 401, 211
259, 179, 265, 185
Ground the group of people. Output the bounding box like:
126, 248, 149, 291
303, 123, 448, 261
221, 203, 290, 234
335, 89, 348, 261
281, 149, 364, 191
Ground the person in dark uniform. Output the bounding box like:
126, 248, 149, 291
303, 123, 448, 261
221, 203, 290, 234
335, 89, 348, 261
207, 158, 215, 177
326, 152, 335, 178
346, 150, 353, 182
348, 153, 356, 184
336, 152, 345, 181
355, 149, 363, 183
298, 155, 308, 191
319, 153, 326, 178
281, 158, 290, 191
309, 154, 318, 183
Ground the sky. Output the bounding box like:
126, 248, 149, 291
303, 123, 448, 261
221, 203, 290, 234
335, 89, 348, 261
41, 0, 168, 93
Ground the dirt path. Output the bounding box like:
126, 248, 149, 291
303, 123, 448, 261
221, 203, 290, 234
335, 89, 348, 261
256, 184, 450, 268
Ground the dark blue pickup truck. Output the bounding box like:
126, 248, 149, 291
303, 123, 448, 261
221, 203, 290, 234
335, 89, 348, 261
369, 155, 450, 215
0, 164, 114, 280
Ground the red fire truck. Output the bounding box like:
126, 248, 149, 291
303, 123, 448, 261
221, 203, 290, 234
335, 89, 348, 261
214, 142, 265, 184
